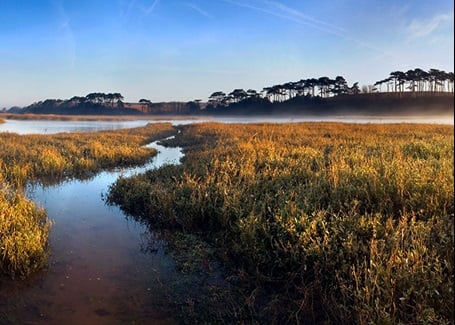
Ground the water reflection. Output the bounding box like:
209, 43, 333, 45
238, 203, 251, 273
0, 139, 183, 324
0, 119, 152, 134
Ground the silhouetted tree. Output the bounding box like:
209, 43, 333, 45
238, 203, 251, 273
447, 72, 454, 92
317, 77, 331, 98
246, 89, 260, 99
389, 71, 404, 92
333, 76, 348, 96
348, 82, 360, 95
208, 91, 227, 107
228, 89, 248, 103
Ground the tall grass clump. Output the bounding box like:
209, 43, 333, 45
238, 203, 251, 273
0, 177, 51, 278
0, 123, 176, 278
108, 122, 454, 324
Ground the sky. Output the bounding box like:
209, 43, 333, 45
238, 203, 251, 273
0, 0, 453, 108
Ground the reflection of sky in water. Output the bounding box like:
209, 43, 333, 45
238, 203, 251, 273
0, 119, 151, 134
11, 139, 183, 323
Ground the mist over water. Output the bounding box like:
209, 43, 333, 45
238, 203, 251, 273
210, 115, 454, 125
0, 115, 453, 135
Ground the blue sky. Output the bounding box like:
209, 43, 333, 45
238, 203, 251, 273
0, 0, 453, 107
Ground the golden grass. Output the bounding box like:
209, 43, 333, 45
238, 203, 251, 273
108, 122, 454, 323
0, 123, 176, 186
0, 123, 176, 278
0, 179, 51, 278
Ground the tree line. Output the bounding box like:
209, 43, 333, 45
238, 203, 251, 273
208, 76, 359, 107
27, 92, 125, 110
8, 68, 454, 115
207, 68, 454, 108
373, 68, 454, 93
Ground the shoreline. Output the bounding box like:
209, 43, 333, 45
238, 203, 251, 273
1, 113, 453, 127
0, 113, 205, 121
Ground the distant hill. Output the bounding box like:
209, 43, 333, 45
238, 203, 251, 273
202, 92, 454, 116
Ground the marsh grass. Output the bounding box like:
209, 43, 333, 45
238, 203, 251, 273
0, 179, 51, 279
0, 123, 176, 278
108, 122, 454, 324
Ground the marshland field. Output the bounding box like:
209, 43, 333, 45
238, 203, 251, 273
0, 118, 453, 324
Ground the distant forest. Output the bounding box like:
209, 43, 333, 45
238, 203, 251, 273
202, 68, 454, 115
10, 92, 142, 115
5, 68, 454, 116
206, 68, 454, 106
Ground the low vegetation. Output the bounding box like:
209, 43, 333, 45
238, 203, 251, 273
0, 123, 176, 278
108, 122, 454, 324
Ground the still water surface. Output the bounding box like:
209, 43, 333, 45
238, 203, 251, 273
1, 138, 183, 324
0, 119, 160, 134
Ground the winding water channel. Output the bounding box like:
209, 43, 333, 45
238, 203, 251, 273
1, 137, 184, 324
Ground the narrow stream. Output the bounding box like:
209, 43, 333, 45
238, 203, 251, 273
0, 138, 184, 324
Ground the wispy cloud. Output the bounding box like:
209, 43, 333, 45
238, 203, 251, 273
268, 1, 345, 33
121, 0, 138, 21
121, 0, 159, 20
143, 0, 159, 16
184, 2, 213, 19
406, 13, 454, 40
54, 0, 76, 68
221, 0, 392, 56
118, 0, 164, 30
221, 0, 345, 37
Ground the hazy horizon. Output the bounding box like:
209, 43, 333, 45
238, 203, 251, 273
1, 0, 453, 108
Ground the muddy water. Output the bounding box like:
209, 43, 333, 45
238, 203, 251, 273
0, 139, 184, 324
